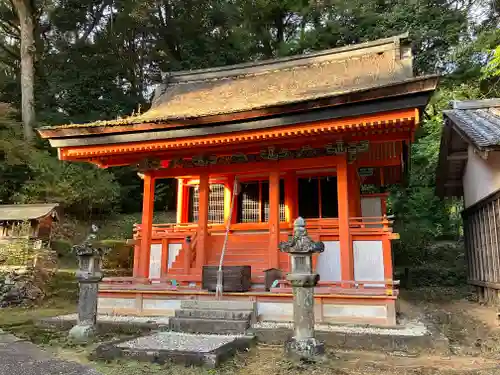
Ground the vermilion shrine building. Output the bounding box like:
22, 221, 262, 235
39, 34, 437, 326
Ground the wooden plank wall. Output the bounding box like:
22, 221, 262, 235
463, 189, 500, 304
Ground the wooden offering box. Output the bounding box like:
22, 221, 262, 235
202, 266, 251, 292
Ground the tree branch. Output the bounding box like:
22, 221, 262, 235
78, 1, 109, 43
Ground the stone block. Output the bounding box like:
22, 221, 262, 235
175, 309, 252, 321
180, 300, 255, 311
169, 317, 250, 334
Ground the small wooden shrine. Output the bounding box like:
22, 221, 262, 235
0, 203, 59, 243
39, 34, 438, 326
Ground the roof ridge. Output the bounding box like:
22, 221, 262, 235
162, 33, 409, 84
452, 98, 500, 110
169, 51, 397, 86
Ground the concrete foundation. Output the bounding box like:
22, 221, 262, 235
97, 294, 397, 326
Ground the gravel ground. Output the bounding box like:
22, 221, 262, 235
252, 320, 429, 336
116, 331, 242, 352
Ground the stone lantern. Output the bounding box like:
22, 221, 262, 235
279, 217, 325, 360
69, 225, 106, 343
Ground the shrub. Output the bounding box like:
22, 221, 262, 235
50, 239, 73, 258
98, 239, 134, 270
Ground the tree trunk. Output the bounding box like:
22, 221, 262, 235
13, 0, 35, 141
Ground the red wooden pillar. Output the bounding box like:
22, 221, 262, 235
196, 173, 209, 270
176, 178, 185, 224
285, 171, 298, 223
268, 170, 281, 269
337, 156, 353, 283
137, 172, 155, 280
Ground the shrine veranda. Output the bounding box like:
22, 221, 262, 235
39, 34, 438, 326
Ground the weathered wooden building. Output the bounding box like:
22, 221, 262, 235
437, 98, 500, 303
39, 34, 437, 325
0, 203, 59, 243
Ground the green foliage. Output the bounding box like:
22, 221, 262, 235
15, 155, 120, 219
0, 103, 121, 218
391, 84, 480, 267
483, 45, 500, 79
50, 239, 73, 258
98, 239, 134, 270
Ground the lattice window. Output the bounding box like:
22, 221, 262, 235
208, 184, 225, 224
238, 182, 260, 223
238, 180, 285, 223
262, 180, 286, 222
188, 186, 199, 223
188, 183, 225, 224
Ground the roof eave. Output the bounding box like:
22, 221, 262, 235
38, 75, 438, 140
443, 111, 500, 154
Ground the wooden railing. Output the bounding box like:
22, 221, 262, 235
133, 216, 394, 239
133, 223, 197, 239
349, 216, 394, 233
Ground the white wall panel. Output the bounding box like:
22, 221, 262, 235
316, 241, 341, 281
353, 240, 384, 286
149, 243, 162, 282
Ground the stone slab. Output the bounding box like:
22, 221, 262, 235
250, 321, 449, 355
91, 331, 255, 368
0, 331, 101, 375
181, 300, 255, 311
38, 314, 170, 333
169, 317, 250, 334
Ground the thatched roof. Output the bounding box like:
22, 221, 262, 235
0, 204, 59, 222
40, 34, 415, 132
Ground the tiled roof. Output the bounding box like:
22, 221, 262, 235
0, 204, 59, 221
444, 99, 500, 150
40, 34, 414, 131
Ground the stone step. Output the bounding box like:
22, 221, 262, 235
175, 309, 252, 321
169, 317, 250, 334
181, 300, 255, 311
92, 331, 255, 368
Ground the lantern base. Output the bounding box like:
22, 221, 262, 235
285, 337, 325, 361
68, 324, 97, 343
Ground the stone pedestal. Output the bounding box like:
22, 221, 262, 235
69, 282, 100, 342
68, 226, 105, 344
279, 217, 325, 361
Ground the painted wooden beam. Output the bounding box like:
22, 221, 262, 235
152, 155, 343, 179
